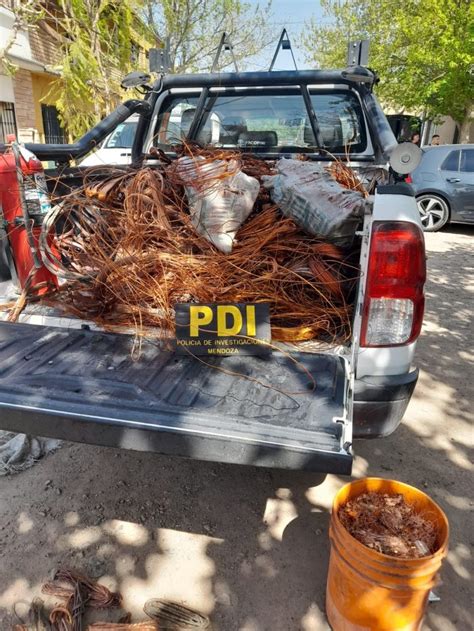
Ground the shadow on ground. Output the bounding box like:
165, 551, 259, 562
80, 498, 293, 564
0, 226, 472, 630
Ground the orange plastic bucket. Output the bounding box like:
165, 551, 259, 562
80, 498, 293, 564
326, 478, 449, 631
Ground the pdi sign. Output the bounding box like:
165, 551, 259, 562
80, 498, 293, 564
175, 303, 271, 356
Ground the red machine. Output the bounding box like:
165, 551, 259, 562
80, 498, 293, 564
0, 141, 58, 294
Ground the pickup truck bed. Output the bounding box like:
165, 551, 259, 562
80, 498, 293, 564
0, 67, 425, 474
0, 322, 351, 473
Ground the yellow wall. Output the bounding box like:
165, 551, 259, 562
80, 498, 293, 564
30, 72, 58, 142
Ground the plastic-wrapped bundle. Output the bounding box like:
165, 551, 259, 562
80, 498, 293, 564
178, 157, 260, 253
262, 158, 368, 244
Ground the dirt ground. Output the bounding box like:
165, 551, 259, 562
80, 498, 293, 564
0, 226, 472, 630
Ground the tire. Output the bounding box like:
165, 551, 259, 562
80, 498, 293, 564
416, 194, 450, 232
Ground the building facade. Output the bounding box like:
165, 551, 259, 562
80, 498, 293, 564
0, 1, 155, 145
0, 2, 64, 144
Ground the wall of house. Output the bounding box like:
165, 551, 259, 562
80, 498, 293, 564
31, 72, 58, 142
430, 117, 459, 145
0, 4, 32, 62
12, 68, 38, 141
0, 72, 14, 102
382, 104, 472, 146
28, 22, 61, 67
459, 108, 474, 144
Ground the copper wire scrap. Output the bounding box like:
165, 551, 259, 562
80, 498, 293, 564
87, 625, 158, 630
339, 492, 438, 558
13, 597, 52, 631
144, 598, 210, 628
32, 147, 361, 349
42, 569, 121, 630
327, 160, 368, 197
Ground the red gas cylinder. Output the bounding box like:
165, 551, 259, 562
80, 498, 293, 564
0, 142, 58, 294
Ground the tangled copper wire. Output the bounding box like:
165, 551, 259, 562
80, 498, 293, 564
13, 568, 210, 630
38, 149, 360, 346
41, 569, 121, 630
88, 624, 157, 630
327, 159, 369, 197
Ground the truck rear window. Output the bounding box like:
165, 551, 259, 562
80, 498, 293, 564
154, 89, 367, 154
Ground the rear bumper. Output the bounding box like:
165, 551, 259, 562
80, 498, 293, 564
353, 369, 418, 438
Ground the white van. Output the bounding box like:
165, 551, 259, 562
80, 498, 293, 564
79, 115, 139, 166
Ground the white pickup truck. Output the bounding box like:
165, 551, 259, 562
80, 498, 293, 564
0, 65, 426, 475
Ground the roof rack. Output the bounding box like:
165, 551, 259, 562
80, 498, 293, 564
211, 32, 239, 73
269, 29, 297, 71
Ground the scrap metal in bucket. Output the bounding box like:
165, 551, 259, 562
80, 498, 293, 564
327, 478, 449, 631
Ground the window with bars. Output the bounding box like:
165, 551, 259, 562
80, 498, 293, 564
41, 104, 67, 144
0, 102, 17, 143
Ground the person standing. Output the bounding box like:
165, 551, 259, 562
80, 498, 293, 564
410, 132, 421, 146
430, 134, 441, 145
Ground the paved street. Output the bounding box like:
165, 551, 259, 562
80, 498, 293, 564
0, 226, 472, 631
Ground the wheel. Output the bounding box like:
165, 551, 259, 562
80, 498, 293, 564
416, 194, 450, 232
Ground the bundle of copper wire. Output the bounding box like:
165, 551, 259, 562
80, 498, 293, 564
38, 149, 360, 345
41, 569, 122, 630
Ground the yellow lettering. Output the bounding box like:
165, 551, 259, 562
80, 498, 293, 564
189, 305, 213, 336
246, 305, 256, 336
217, 306, 243, 336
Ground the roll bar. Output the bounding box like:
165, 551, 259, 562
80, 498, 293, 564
22, 100, 150, 162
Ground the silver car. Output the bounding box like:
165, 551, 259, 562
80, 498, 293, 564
408, 144, 474, 231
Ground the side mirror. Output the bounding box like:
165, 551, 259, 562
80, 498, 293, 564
121, 71, 152, 89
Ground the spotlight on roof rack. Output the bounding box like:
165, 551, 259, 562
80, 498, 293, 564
121, 71, 152, 90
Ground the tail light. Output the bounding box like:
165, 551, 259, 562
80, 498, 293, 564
361, 221, 426, 347
404, 175, 413, 183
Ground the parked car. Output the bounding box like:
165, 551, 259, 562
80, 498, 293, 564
0, 66, 426, 475
407, 144, 474, 231
79, 114, 139, 166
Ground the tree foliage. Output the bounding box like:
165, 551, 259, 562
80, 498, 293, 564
143, 0, 273, 73
45, 0, 148, 138
302, 0, 474, 123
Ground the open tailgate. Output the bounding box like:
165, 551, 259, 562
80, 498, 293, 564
0, 323, 352, 473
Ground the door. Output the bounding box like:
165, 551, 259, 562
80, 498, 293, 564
440, 148, 474, 221
454, 149, 474, 220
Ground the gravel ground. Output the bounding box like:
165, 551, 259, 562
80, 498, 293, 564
0, 226, 472, 630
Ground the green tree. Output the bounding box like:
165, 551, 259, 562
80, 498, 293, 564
143, 0, 273, 73
302, 0, 473, 125
43, 0, 149, 138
